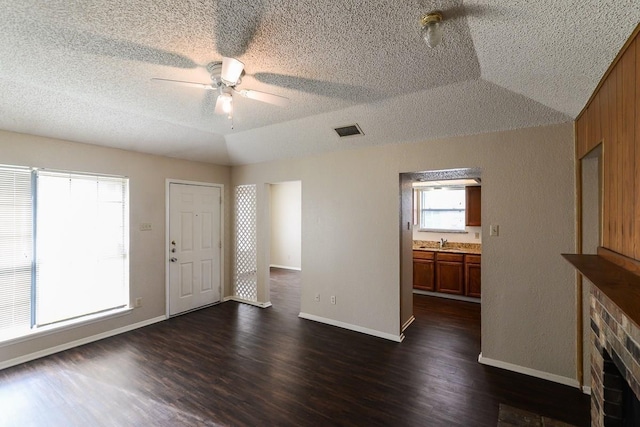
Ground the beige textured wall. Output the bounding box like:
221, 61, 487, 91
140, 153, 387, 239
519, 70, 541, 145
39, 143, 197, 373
232, 122, 577, 380
0, 130, 231, 365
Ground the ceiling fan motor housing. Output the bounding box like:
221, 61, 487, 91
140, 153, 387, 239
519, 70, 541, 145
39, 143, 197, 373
207, 62, 224, 87
207, 61, 243, 87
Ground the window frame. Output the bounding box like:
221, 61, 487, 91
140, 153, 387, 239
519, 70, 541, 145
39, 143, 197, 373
416, 186, 467, 233
0, 165, 131, 344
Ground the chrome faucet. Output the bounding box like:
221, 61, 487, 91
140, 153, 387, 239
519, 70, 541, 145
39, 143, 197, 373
439, 238, 447, 249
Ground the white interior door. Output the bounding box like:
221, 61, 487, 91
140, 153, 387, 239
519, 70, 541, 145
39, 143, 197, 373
169, 183, 221, 315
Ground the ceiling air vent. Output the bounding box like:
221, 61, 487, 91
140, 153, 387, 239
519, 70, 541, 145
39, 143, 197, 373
334, 123, 364, 138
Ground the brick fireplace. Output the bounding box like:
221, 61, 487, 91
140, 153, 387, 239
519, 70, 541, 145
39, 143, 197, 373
590, 284, 640, 426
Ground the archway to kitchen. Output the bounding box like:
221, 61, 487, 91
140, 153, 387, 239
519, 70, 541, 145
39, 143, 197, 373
399, 168, 482, 338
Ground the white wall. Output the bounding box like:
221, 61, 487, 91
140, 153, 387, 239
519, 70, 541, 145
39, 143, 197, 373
270, 181, 302, 270
232, 122, 577, 382
0, 130, 231, 366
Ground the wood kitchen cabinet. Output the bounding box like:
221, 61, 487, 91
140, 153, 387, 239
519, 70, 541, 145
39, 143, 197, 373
413, 250, 481, 299
435, 252, 464, 295
465, 186, 481, 226
413, 250, 435, 291
465, 254, 481, 298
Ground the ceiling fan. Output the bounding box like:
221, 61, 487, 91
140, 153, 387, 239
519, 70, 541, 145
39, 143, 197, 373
152, 57, 289, 118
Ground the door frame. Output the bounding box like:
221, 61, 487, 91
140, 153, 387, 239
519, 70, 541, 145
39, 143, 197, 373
165, 179, 225, 318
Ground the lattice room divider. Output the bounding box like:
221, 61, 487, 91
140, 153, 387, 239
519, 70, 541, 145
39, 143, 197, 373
233, 184, 257, 301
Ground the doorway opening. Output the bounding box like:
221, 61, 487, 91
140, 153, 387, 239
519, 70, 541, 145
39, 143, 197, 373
579, 144, 602, 390
268, 181, 302, 313
399, 168, 482, 336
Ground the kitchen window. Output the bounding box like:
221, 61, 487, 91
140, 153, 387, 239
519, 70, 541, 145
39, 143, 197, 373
0, 165, 129, 342
416, 186, 466, 232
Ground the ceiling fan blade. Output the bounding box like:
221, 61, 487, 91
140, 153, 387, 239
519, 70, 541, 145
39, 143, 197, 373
151, 78, 214, 90
237, 89, 289, 107
221, 57, 245, 86
253, 72, 378, 103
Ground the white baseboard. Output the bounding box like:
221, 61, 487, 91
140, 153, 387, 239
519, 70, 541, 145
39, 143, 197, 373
223, 296, 272, 308
402, 315, 416, 332
0, 315, 166, 371
413, 290, 480, 304
270, 264, 302, 271
478, 353, 580, 389
299, 312, 403, 342
582, 386, 591, 395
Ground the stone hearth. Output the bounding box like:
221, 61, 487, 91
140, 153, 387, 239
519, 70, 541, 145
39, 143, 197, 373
591, 284, 640, 426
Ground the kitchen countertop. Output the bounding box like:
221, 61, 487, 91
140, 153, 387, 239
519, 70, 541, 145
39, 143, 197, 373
412, 240, 482, 255
413, 246, 482, 255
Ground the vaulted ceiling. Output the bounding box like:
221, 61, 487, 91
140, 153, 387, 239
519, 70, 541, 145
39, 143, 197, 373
1, 1, 638, 165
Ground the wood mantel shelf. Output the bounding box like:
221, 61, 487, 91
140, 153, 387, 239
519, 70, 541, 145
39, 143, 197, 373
563, 253, 640, 329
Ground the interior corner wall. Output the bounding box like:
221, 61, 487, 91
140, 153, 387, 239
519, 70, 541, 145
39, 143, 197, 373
0, 130, 231, 366
232, 121, 577, 382
270, 181, 302, 270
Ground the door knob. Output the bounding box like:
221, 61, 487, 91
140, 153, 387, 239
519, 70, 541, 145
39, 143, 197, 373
170, 257, 177, 262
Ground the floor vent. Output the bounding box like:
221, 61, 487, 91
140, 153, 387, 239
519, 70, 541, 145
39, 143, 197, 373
334, 124, 364, 138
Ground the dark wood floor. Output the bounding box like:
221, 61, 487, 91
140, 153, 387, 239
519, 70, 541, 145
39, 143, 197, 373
0, 268, 589, 426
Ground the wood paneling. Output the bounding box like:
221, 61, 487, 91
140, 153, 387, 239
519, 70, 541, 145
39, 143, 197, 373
576, 113, 588, 158
613, 62, 623, 252
577, 28, 640, 262
621, 40, 636, 257
636, 39, 640, 260
591, 88, 602, 148
601, 73, 613, 247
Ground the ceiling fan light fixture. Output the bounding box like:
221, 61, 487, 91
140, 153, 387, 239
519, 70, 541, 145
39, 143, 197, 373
219, 92, 233, 114
221, 57, 244, 86
420, 12, 443, 48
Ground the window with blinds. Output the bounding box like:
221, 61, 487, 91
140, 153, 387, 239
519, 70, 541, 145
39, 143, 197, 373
0, 166, 129, 341
0, 167, 32, 337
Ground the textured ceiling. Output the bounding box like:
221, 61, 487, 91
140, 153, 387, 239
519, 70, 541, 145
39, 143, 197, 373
0, 1, 638, 165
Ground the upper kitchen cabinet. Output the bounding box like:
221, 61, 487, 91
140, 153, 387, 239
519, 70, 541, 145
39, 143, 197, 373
465, 186, 481, 226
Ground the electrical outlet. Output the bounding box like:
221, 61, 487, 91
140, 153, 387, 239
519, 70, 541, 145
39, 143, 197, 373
139, 223, 152, 231
474, 232, 480, 239
135, 297, 143, 308
331, 295, 336, 305
314, 293, 320, 302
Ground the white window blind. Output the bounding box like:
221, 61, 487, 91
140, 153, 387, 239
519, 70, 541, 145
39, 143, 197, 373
0, 167, 33, 337
35, 171, 129, 326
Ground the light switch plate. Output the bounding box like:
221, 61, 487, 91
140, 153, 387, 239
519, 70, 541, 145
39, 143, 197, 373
140, 223, 152, 231
490, 224, 499, 236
